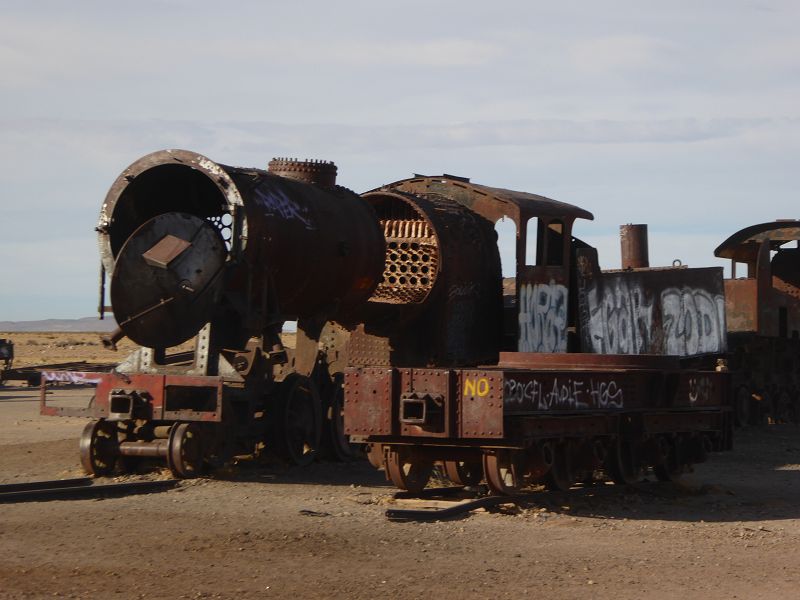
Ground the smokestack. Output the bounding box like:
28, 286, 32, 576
620, 224, 649, 269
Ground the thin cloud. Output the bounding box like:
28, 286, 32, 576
0, 116, 781, 159
569, 35, 677, 74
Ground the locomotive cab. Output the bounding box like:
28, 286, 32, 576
715, 220, 800, 424
375, 175, 594, 359
715, 220, 800, 338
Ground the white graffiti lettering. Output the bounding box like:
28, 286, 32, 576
586, 279, 654, 354
661, 288, 726, 356
518, 280, 568, 353
688, 376, 713, 404
589, 379, 624, 408
581, 275, 726, 357
41, 371, 103, 385
504, 377, 623, 409
254, 186, 314, 229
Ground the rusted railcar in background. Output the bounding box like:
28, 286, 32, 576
715, 221, 800, 425
0, 338, 13, 377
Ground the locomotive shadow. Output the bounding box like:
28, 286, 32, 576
530, 425, 800, 524
0, 385, 40, 401
213, 457, 392, 489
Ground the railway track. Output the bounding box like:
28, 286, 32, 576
0, 477, 178, 503
386, 485, 536, 522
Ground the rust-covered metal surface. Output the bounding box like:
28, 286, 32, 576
46, 149, 737, 486
97, 150, 385, 348
575, 247, 727, 356
620, 223, 650, 269
344, 359, 728, 440
714, 220, 800, 338
365, 176, 598, 357
715, 220, 800, 262
349, 189, 503, 368
372, 175, 594, 225
41, 371, 224, 422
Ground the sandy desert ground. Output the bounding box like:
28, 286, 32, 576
2, 334, 800, 599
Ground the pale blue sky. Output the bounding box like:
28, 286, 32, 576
1, 0, 799, 319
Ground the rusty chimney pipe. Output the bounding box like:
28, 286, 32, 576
620, 223, 649, 269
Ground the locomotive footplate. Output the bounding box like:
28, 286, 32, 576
344, 355, 730, 441
345, 355, 731, 494
40, 371, 225, 478
40, 371, 223, 422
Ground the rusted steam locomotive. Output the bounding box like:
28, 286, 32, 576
715, 220, 800, 426
42, 150, 388, 474
41, 150, 732, 493
342, 179, 731, 493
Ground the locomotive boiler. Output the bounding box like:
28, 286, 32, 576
715, 220, 800, 425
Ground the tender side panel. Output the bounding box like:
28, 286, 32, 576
576, 247, 728, 356
344, 363, 730, 445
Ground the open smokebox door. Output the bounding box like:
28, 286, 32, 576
110, 212, 227, 349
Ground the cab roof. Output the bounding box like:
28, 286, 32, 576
372, 174, 594, 224
715, 220, 800, 262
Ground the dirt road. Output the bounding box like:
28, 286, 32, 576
2, 384, 800, 599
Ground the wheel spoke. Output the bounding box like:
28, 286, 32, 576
443, 460, 483, 486
385, 448, 432, 493
167, 422, 204, 478
79, 420, 119, 477
482, 450, 524, 495
544, 441, 575, 491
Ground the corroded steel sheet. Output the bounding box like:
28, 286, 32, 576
344, 363, 729, 442
576, 248, 727, 357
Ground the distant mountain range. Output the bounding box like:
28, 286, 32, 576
0, 317, 118, 333
0, 317, 298, 333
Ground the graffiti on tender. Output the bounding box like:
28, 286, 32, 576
504, 376, 624, 410
518, 280, 568, 352
662, 288, 726, 356
585, 279, 654, 354
580, 271, 726, 357
688, 375, 714, 404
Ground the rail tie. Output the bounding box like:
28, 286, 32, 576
0, 478, 178, 504
386, 490, 539, 522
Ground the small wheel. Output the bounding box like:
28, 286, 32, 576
607, 438, 642, 486
443, 460, 483, 486
653, 437, 684, 482
326, 376, 362, 461
482, 450, 525, 495
167, 422, 205, 478
545, 441, 575, 491
777, 389, 794, 424
79, 419, 119, 477
385, 448, 433, 494
734, 385, 751, 427
272, 375, 322, 466
366, 443, 385, 469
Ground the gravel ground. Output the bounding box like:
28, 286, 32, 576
2, 384, 800, 599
